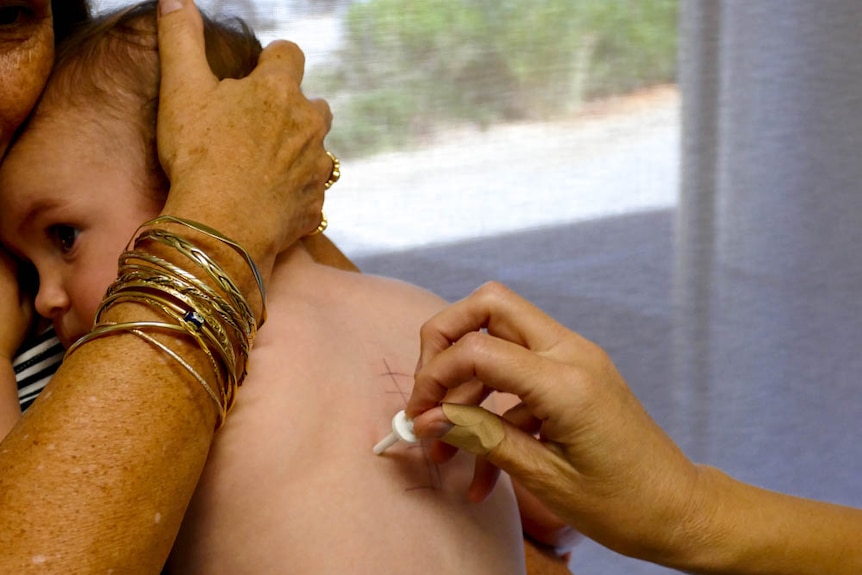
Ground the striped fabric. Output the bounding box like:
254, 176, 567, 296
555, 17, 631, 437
15, 328, 64, 411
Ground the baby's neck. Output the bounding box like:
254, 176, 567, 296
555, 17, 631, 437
273, 241, 313, 270
266, 241, 319, 293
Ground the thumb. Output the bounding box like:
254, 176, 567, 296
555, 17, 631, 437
434, 404, 580, 526
436, 404, 570, 484
157, 0, 215, 97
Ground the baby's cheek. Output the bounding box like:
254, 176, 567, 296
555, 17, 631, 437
78, 275, 114, 328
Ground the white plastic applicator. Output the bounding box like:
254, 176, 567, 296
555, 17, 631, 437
373, 410, 418, 455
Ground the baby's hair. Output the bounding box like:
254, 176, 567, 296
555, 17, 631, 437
38, 0, 262, 196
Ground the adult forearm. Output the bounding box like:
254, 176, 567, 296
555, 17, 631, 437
675, 465, 862, 575
0, 331, 214, 572
0, 230, 254, 572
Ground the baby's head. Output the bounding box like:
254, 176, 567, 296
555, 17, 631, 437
0, 0, 261, 347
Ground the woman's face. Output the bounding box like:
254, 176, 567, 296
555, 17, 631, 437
0, 1, 54, 157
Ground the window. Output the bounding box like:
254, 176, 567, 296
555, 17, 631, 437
94, 0, 679, 258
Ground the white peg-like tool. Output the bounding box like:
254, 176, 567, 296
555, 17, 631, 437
373, 410, 418, 455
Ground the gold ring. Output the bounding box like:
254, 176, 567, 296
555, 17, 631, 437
324, 150, 340, 190
310, 211, 328, 235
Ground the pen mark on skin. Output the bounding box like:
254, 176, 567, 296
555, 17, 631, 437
379, 361, 411, 401
381, 358, 441, 491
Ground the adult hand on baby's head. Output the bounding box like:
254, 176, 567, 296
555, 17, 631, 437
0, 245, 34, 362
155, 0, 334, 272
406, 281, 708, 564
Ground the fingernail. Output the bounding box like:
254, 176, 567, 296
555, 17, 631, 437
159, 0, 184, 15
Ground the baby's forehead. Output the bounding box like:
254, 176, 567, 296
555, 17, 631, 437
0, 106, 144, 208
21, 102, 136, 154
2, 110, 79, 168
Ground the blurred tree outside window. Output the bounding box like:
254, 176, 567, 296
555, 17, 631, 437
301, 0, 678, 157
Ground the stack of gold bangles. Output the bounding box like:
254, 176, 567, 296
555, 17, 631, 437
64, 216, 265, 428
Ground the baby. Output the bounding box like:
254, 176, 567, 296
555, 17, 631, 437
0, 2, 526, 573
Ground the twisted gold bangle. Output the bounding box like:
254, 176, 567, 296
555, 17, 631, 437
133, 230, 257, 341
137, 216, 267, 327
112, 247, 254, 375
104, 271, 244, 370
97, 290, 232, 390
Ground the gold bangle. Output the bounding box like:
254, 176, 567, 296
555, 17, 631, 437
112, 249, 253, 363
97, 290, 233, 390
137, 216, 267, 327
64, 217, 266, 428
104, 271, 244, 369
111, 258, 249, 348
130, 328, 229, 427
105, 274, 249, 383
100, 286, 244, 403
133, 231, 257, 340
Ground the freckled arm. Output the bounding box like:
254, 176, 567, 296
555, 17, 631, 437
0, 235, 227, 573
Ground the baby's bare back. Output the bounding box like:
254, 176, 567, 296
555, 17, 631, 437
168, 247, 526, 574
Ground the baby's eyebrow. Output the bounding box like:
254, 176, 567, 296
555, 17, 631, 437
15, 197, 61, 233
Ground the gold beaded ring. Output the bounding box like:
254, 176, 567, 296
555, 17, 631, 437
309, 211, 328, 235
324, 150, 340, 190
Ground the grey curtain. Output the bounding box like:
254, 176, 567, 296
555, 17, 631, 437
675, 0, 862, 497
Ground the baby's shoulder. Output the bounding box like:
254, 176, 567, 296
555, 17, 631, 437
266, 252, 450, 338
355, 271, 444, 303
333, 270, 447, 326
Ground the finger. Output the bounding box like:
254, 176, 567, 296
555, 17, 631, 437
469, 455, 502, 503
426, 437, 458, 464
417, 404, 576, 507
256, 39, 306, 86
470, 401, 547, 503
412, 404, 506, 469
502, 401, 543, 437
416, 378, 490, 460
409, 329, 561, 416
430, 381, 497, 463
417, 282, 570, 371
157, 0, 216, 96
469, 400, 543, 501
311, 98, 334, 131
441, 377, 488, 406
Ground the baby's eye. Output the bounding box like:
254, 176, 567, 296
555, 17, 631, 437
49, 225, 80, 255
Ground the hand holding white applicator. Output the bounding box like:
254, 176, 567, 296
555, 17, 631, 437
373, 410, 418, 455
